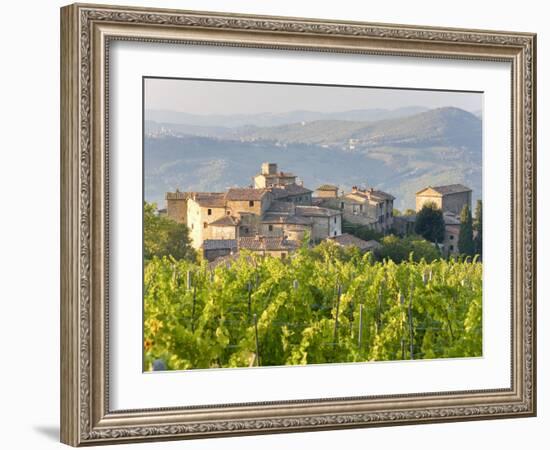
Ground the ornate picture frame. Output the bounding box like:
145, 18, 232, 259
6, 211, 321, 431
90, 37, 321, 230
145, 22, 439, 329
60, 3, 536, 446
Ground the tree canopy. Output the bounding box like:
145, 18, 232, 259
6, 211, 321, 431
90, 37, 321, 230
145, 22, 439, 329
375, 234, 440, 263
414, 202, 445, 243
144, 202, 196, 261
342, 220, 383, 242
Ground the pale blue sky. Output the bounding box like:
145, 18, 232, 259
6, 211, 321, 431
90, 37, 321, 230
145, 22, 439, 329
144, 77, 482, 115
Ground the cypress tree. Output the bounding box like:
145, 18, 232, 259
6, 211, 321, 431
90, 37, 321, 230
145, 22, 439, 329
473, 200, 482, 258
458, 204, 475, 256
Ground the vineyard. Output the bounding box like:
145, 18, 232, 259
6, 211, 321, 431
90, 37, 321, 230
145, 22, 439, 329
144, 242, 482, 371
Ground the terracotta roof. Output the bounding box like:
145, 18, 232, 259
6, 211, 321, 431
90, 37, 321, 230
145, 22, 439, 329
209, 216, 239, 227
202, 239, 237, 250
207, 252, 242, 270
416, 184, 472, 196
316, 184, 339, 191
345, 189, 395, 202
261, 213, 312, 225
328, 234, 381, 251
266, 200, 295, 213
225, 188, 269, 201
193, 193, 226, 207
345, 191, 369, 202
296, 205, 341, 218
368, 190, 396, 201
239, 236, 300, 251
270, 183, 312, 199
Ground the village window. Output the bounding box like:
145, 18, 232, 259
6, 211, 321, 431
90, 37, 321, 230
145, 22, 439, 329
203, 222, 208, 229
249, 200, 254, 207
207, 208, 212, 215
334, 217, 337, 224
226, 210, 231, 215
281, 252, 286, 259
450, 235, 454, 240
450, 245, 454, 251
334, 230, 337, 236
360, 205, 363, 212
340, 202, 344, 209
268, 225, 273, 232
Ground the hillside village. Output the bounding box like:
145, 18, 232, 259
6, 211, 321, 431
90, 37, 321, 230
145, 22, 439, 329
163, 162, 472, 263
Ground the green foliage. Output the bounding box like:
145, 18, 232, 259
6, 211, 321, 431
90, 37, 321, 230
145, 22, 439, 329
343, 220, 384, 241
458, 205, 475, 256
393, 208, 402, 216
474, 200, 483, 258
144, 202, 196, 261
375, 235, 440, 264
144, 243, 482, 370
414, 202, 445, 243
403, 208, 417, 216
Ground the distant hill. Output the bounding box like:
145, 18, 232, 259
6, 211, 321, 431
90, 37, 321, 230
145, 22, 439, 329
144, 107, 482, 211
237, 107, 481, 149
145, 106, 429, 129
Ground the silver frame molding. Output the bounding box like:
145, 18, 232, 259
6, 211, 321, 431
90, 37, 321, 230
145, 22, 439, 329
60, 3, 536, 446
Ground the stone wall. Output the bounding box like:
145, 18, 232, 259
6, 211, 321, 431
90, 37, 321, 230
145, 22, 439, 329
166, 198, 187, 224
442, 191, 471, 215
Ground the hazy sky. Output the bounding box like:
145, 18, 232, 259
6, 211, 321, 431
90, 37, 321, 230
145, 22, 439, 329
144, 77, 482, 115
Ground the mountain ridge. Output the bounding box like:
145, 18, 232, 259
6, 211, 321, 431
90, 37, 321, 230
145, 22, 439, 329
145, 105, 430, 129
144, 107, 482, 212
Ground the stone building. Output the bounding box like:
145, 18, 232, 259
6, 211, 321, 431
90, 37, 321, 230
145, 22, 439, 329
337, 186, 395, 233
166, 163, 343, 253
207, 216, 239, 240
238, 235, 300, 259
253, 162, 297, 188
315, 184, 339, 199
186, 193, 227, 248
202, 239, 237, 262
271, 183, 313, 205
413, 183, 474, 254
295, 205, 342, 240
442, 211, 461, 256
165, 190, 190, 224
393, 214, 416, 236
415, 184, 472, 215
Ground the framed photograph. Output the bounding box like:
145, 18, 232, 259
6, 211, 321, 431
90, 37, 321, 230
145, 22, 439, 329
60, 3, 536, 446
